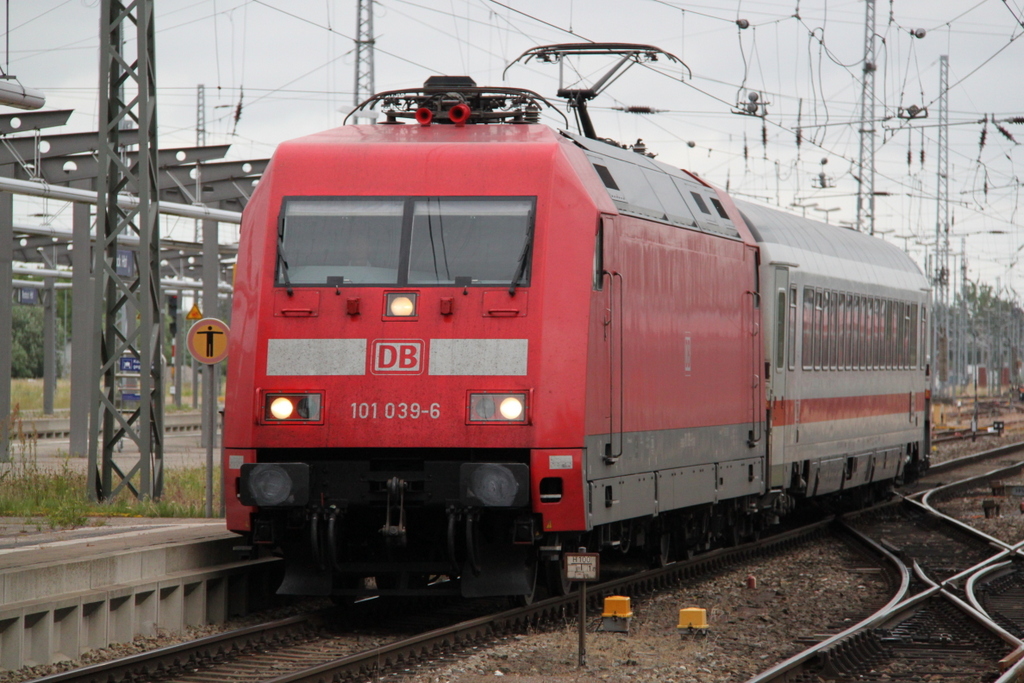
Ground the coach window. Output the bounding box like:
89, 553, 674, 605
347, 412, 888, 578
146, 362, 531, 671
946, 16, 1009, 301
814, 289, 824, 370
855, 295, 864, 370
888, 300, 898, 369
775, 290, 787, 370
900, 302, 909, 368
867, 298, 876, 370
839, 292, 847, 370
921, 306, 928, 369
880, 299, 888, 369
788, 285, 797, 370
843, 292, 851, 370
829, 291, 838, 370
802, 287, 814, 370
849, 295, 857, 369
888, 301, 897, 370
909, 303, 917, 368
910, 304, 919, 367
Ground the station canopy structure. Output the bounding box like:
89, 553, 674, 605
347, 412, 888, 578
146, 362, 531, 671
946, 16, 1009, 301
1, 106, 266, 482
6, 109, 264, 279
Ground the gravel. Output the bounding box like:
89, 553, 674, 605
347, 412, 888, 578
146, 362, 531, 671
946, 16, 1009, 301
390, 538, 888, 683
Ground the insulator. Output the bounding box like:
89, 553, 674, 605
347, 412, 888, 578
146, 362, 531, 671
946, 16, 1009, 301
995, 123, 1017, 144
737, 18, 750, 29
748, 91, 759, 102
913, 28, 926, 39
524, 104, 540, 124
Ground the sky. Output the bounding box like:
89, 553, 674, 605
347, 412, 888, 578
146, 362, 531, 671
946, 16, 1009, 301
8, 0, 1024, 302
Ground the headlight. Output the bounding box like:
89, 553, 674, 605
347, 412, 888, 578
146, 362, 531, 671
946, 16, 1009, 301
499, 396, 524, 420
240, 463, 310, 506
386, 292, 417, 317
263, 393, 322, 422
468, 392, 528, 423
460, 463, 530, 507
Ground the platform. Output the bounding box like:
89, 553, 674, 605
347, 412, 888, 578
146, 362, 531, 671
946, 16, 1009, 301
0, 439, 281, 671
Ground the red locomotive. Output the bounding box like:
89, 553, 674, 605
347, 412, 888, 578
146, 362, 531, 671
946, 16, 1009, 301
223, 47, 929, 599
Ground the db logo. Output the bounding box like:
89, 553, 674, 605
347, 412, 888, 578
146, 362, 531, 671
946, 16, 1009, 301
371, 340, 424, 374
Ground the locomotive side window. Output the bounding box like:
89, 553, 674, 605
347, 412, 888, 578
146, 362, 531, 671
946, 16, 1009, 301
690, 192, 711, 214
276, 196, 534, 288
709, 197, 730, 219
408, 198, 533, 285
278, 198, 403, 285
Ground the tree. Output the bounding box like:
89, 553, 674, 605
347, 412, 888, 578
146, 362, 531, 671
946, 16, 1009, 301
10, 303, 65, 378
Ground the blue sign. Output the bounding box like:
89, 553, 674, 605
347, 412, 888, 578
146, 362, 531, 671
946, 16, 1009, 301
121, 393, 141, 402
16, 288, 38, 305
118, 356, 141, 373
116, 249, 135, 276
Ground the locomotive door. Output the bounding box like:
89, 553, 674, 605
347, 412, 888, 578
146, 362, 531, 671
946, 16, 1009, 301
600, 214, 623, 460
770, 267, 790, 467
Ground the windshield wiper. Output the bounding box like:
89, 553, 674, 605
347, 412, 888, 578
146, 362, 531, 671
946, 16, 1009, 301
508, 228, 533, 296
277, 234, 294, 296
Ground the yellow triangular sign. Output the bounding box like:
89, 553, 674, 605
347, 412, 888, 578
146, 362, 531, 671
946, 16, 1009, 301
186, 303, 203, 320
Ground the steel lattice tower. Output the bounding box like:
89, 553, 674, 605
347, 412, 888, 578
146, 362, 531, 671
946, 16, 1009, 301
354, 0, 375, 107
856, 0, 876, 235
934, 55, 950, 389
89, 0, 164, 501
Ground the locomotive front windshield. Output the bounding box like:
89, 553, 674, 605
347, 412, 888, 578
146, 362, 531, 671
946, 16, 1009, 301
277, 196, 534, 287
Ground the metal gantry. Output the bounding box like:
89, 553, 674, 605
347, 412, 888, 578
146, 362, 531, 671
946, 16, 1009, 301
90, 0, 163, 501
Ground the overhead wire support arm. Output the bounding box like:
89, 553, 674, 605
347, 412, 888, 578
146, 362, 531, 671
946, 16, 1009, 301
504, 43, 690, 141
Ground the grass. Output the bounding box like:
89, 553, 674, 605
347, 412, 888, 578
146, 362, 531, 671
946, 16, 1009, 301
10, 377, 219, 416
0, 448, 222, 528
3, 379, 223, 528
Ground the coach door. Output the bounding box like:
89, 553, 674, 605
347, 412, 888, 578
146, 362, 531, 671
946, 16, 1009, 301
770, 267, 790, 474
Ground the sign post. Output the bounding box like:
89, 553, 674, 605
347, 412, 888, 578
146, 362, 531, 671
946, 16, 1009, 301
186, 318, 230, 517
565, 549, 600, 667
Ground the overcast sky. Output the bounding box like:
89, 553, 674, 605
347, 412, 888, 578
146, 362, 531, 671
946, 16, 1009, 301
10, 0, 1024, 298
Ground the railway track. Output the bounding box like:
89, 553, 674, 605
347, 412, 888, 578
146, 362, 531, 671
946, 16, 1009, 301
26, 442, 1024, 683
31, 520, 850, 683
749, 445, 1024, 683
